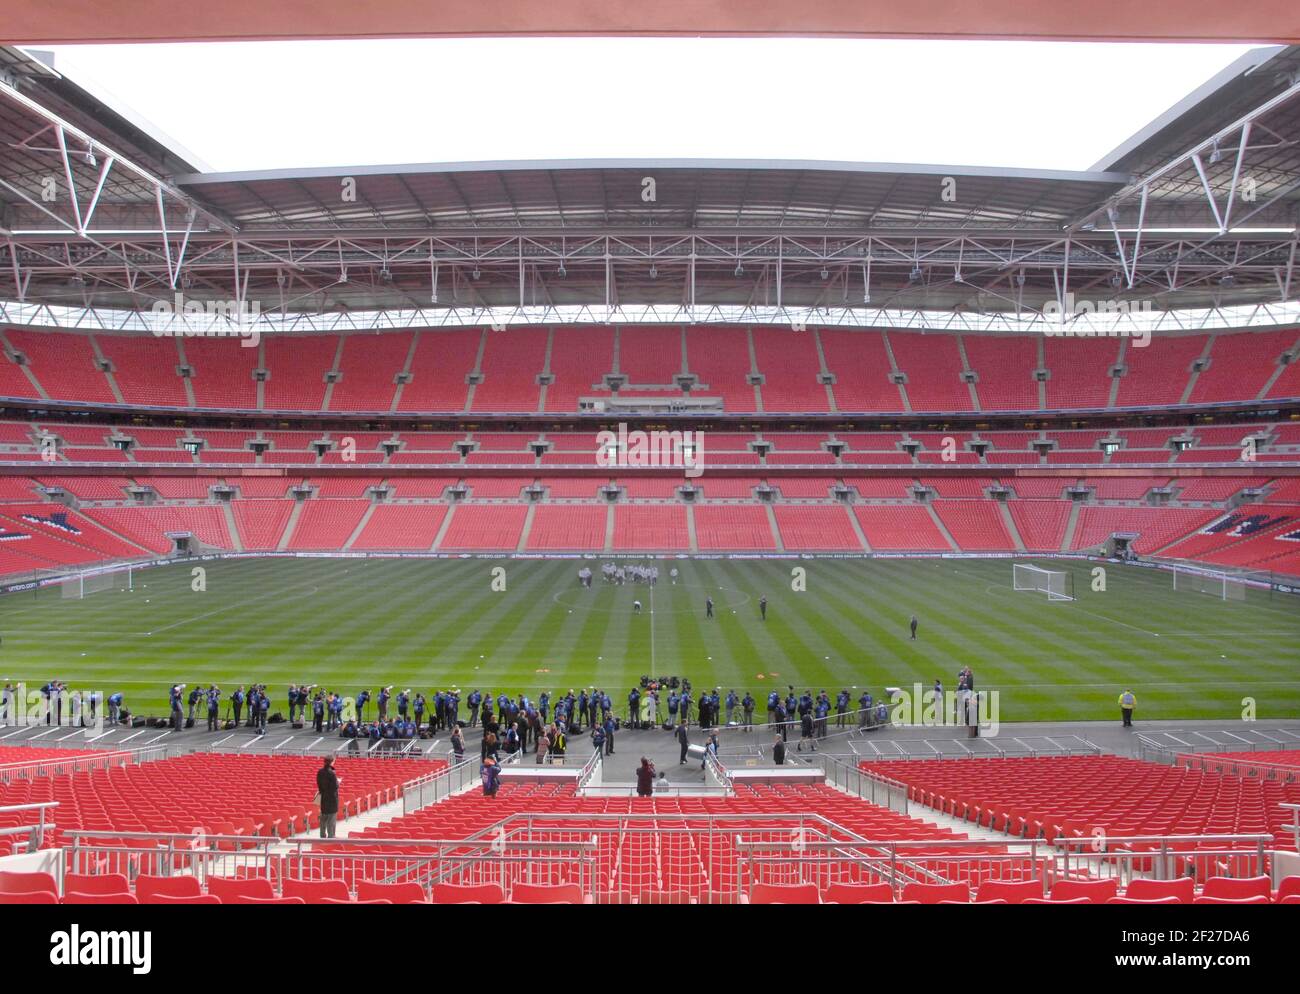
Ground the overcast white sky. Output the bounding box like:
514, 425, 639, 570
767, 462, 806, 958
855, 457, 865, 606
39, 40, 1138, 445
43, 38, 1262, 174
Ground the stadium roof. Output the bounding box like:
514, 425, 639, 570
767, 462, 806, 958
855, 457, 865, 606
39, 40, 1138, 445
0, 44, 1298, 322
3, 0, 1299, 45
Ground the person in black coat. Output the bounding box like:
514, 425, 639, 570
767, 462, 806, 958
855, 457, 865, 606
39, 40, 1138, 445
636, 757, 656, 797
773, 736, 786, 765
798, 711, 816, 752
677, 723, 690, 764
316, 756, 341, 839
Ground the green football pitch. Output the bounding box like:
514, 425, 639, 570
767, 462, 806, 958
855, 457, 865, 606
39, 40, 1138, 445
1, 556, 1297, 721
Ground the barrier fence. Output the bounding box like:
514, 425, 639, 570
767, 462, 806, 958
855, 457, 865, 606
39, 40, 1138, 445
400, 748, 526, 816
60, 819, 1282, 904
1176, 752, 1300, 783
738, 832, 1275, 896
814, 753, 910, 815
1136, 735, 1300, 766
401, 759, 481, 815
0, 800, 58, 854
0, 744, 171, 785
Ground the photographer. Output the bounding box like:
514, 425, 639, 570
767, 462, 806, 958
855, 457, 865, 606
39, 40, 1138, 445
447, 690, 460, 727
206, 686, 221, 732
467, 689, 482, 727
169, 684, 185, 732
316, 757, 341, 839
636, 757, 656, 797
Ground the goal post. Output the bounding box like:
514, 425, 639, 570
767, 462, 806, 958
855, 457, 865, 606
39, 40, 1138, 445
1171, 565, 1253, 602
57, 565, 134, 600
1013, 563, 1075, 601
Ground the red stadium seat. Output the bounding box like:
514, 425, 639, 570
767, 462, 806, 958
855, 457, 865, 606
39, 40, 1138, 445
148, 893, 222, 905
135, 874, 203, 903
431, 883, 505, 904
1200, 876, 1271, 901
1276, 876, 1300, 902
823, 883, 894, 904
901, 882, 970, 904
1050, 879, 1119, 903
636, 890, 691, 905
974, 879, 1044, 904
1023, 897, 1092, 904
320, 898, 392, 905
206, 876, 276, 903
1107, 896, 1182, 905
356, 881, 427, 904
282, 878, 351, 904
240, 896, 306, 905
511, 883, 585, 904
0, 870, 59, 897
68, 892, 139, 904
751, 883, 821, 905
0, 891, 59, 904
1123, 878, 1195, 904
1193, 896, 1270, 904
64, 872, 131, 898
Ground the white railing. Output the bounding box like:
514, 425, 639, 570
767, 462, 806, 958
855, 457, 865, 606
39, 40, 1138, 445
0, 744, 170, 784
1283, 803, 1300, 852
737, 832, 1276, 898
59, 820, 1286, 904
401, 758, 480, 815
576, 747, 603, 789
0, 800, 58, 853
816, 753, 910, 815
1176, 752, 1300, 782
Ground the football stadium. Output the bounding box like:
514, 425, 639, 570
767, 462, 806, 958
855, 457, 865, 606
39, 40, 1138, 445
0, 2, 1298, 956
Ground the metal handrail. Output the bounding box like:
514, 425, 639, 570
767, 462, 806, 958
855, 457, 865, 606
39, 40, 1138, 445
814, 752, 910, 814
0, 800, 58, 852
1176, 752, 1300, 782
703, 747, 730, 791
1282, 803, 1300, 851
0, 743, 170, 782
62, 821, 1287, 902
401, 757, 479, 815
576, 746, 603, 788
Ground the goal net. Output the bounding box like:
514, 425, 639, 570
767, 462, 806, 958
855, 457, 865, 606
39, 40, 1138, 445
1171, 566, 1252, 602
1013, 563, 1075, 601
57, 566, 134, 600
